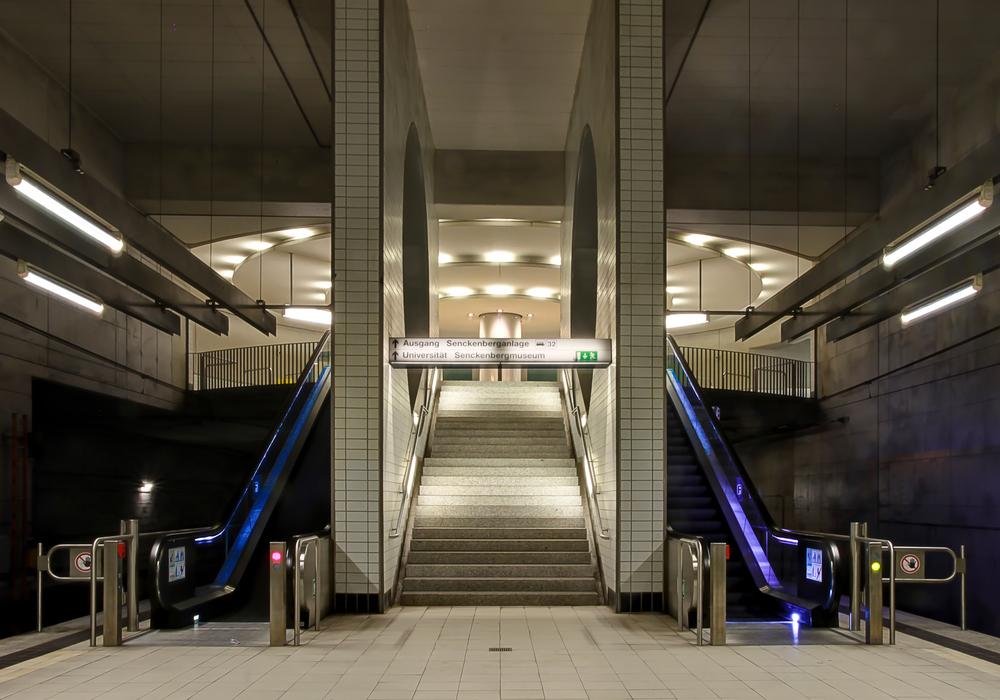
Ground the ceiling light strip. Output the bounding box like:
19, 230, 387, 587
18, 261, 104, 315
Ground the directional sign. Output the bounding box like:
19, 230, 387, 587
388, 338, 612, 368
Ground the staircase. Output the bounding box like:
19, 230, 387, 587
666, 400, 762, 619
400, 380, 601, 605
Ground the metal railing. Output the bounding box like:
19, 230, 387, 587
391, 369, 441, 538
191, 341, 330, 390
670, 532, 705, 646
560, 369, 610, 541
292, 534, 325, 646
679, 345, 814, 398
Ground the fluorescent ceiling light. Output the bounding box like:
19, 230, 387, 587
665, 313, 709, 329
438, 253, 453, 264
486, 285, 514, 295
6, 159, 123, 254
244, 240, 273, 251
550, 255, 562, 265
18, 262, 104, 315
684, 234, 711, 247
485, 251, 516, 263
284, 307, 332, 326
724, 247, 748, 258
526, 287, 554, 298
281, 228, 313, 239
901, 276, 981, 325
443, 286, 473, 297
883, 183, 993, 268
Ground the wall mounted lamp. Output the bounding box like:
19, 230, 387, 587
5, 156, 124, 254
901, 275, 982, 326
883, 181, 993, 268
18, 261, 104, 315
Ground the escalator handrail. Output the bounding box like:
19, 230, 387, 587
665, 334, 842, 611
149, 331, 331, 546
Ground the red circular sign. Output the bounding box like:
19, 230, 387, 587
900, 554, 921, 574
75, 552, 92, 573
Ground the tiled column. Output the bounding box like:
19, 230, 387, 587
617, 0, 665, 612
333, 0, 382, 613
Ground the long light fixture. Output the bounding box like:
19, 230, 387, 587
665, 313, 709, 329
901, 275, 981, 326
883, 181, 993, 268
6, 157, 124, 254
284, 307, 331, 325
18, 261, 104, 315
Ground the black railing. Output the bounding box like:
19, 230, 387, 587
679, 346, 814, 398
191, 342, 330, 390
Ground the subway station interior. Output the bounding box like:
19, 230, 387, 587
2, 0, 1000, 698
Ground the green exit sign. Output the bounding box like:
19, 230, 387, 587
575, 351, 600, 362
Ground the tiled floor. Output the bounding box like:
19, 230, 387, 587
1, 606, 999, 699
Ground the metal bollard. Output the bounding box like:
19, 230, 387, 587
269, 542, 287, 647
849, 522, 867, 631
709, 542, 727, 646
120, 519, 139, 632
865, 541, 883, 645
102, 539, 124, 647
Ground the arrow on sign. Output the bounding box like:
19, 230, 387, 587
392, 340, 398, 348
392, 351, 398, 360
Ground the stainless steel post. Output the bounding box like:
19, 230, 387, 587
676, 543, 684, 632
102, 539, 123, 647
849, 522, 863, 631
269, 542, 287, 647
709, 542, 726, 646
120, 519, 139, 632
36, 542, 44, 632
865, 541, 883, 645
960, 545, 967, 631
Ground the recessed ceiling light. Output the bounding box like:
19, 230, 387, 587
761, 277, 778, 286
497, 309, 503, 313
724, 247, 748, 258
750, 263, 769, 271
281, 228, 313, 239
550, 255, 562, 265
685, 234, 711, 246
284, 307, 332, 325
526, 287, 553, 298
220, 269, 235, 278
223, 255, 246, 265
486, 284, 514, 295
485, 251, 516, 263
444, 287, 474, 297
438, 253, 453, 264
665, 313, 709, 329
665, 286, 685, 294
671, 298, 686, 305
527, 313, 534, 317
467, 313, 474, 317
244, 240, 273, 251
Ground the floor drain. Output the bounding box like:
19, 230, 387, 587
489, 647, 512, 652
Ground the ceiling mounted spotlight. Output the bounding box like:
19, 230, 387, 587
18, 261, 104, 315
6, 156, 123, 254
883, 181, 993, 268
901, 275, 982, 326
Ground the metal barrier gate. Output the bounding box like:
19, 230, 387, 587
36, 519, 139, 646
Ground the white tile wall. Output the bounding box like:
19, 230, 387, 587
334, 0, 381, 602
618, 0, 665, 607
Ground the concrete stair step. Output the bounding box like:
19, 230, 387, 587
406, 563, 595, 578
419, 485, 580, 497
407, 551, 592, 565
400, 592, 601, 606
432, 429, 566, 438
432, 436, 568, 446
436, 410, 563, 419
421, 476, 579, 486
434, 418, 564, 427
423, 467, 577, 478
411, 525, 587, 538
414, 505, 585, 519
403, 576, 596, 592
424, 457, 575, 468
409, 538, 589, 552
432, 446, 571, 456
417, 495, 582, 507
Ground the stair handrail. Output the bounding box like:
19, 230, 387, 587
666, 334, 843, 618
560, 369, 610, 539
390, 368, 441, 538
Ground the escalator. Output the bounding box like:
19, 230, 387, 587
149, 332, 331, 628
666, 335, 842, 627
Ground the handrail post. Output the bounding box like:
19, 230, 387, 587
849, 522, 864, 631
270, 542, 287, 646
120, 519, 139, 632
960, 545, 967, 630
36, 542, 44, 632
865, 541, 884, 645
709, 542, 726, 645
